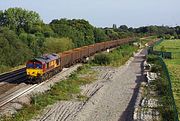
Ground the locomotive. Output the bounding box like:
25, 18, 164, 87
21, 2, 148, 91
26, 53, 61, 83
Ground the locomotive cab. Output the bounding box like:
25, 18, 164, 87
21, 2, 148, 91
26, 60, 44, 78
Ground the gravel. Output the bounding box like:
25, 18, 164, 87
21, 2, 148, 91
74, 50, 145, 121
31, 49, 146, 121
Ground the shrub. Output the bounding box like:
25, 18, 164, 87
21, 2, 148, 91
0, 65, 11, 73
147, 54, 158, 63
93, 53, 110, 65
150, 64, 162, 72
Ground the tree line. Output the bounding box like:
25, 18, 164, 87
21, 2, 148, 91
0, 7, 180, 72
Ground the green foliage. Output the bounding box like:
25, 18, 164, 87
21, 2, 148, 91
105, 28, 119, 40
0, 65, 11, 73
50, 19, 95, 47
1, 8, 129, 73
1, 7, 180, 74
93, 44, 137, 66
94, 28, 109, 43
0, 27, 32, 67
154, 39, 180, 119
150, 64, 162, 72
44, 37, 74, 53
0, 7, 43, 34
118, 25, 128, 31
160, 46, 166, 52
147, 54, 158, 63
108, 45, 137, 66
93, 53, 111, 65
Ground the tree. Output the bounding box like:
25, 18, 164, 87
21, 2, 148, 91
94, 28, 109, 42
105, 29, 119, 40
0, 27, 32, 67
50, 18, 95, 47
0, 8, 43, 34
119, 25, 128, 31
44, 37, 74, 53
69, 19, 95, 45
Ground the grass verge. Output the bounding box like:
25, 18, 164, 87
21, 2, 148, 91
154, 39, 180, 119
147, 55, 178, 120
92, 44, 138, 66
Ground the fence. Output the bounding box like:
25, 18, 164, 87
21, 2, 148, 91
172, 52, 180, 59
158, 57, 179, 121
148, 49, 172, 59
147, 38, 179, 120
147, 39, 172, 59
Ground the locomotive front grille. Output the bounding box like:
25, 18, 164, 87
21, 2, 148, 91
26, 69, 43, 77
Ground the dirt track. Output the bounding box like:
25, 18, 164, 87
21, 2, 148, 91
31, 49, 146, 121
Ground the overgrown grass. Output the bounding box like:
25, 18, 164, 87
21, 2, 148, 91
92, 44, 138, 66
154, 39, 180, 119
0, 65, 25, 74
146, 55, 178, 120
140, 36, 157, 46
1, 64, 96, 121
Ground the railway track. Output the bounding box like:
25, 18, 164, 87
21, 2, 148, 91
0, 67, 27, 97
0, 67, 26, 83
0, 66, 73, 108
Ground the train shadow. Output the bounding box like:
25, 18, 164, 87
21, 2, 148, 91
118, 57, 146, 121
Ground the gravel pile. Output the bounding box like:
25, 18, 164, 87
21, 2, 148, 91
133, 61, 161, 121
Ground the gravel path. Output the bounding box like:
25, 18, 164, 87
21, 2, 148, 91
31, 49, 146, 121
74, 50, 146, 121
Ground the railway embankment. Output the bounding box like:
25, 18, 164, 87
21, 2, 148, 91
0, 43, 141, 121
133, 54, 179, 121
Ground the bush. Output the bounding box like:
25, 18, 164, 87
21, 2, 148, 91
44, 37, 74, 53
147, 54, 158, 63
0, 65, 11, 73
93, 53, 110, 65
150, 64, 162, 72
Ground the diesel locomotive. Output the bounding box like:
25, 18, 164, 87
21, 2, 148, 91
26, 53, 61, 83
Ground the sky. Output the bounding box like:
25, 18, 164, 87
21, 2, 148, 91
0, 0, 180, 28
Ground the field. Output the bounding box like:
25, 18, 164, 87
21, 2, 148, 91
154, 39, 180, 118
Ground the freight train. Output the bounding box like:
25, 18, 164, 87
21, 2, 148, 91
26, 38, 135, 83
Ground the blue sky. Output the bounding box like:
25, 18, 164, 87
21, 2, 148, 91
0, 0, 180, 27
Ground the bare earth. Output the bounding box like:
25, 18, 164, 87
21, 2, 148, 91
31, 49, 146, 121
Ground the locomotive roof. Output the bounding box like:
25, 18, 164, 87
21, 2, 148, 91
34, 53, 60, 63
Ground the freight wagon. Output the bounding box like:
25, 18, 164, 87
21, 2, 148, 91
26, 38, 135, 83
